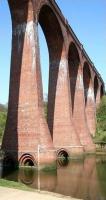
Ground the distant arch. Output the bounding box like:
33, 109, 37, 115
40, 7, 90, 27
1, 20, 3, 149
94, 76, 99, 102
38, 4, 64, 136
100, 85, 104, 99
83, 62, 92, 106
68, 42, 80, 113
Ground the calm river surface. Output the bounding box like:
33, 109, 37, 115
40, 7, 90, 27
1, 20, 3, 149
0, 155, 106, 200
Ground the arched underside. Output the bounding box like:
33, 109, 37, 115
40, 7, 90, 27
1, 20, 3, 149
68, 43, 95, 152
94, 76, 99, 102
39, 5, 64, 64
83, 62, 91, 106
38, 5, 64, 136
100, 85, 104, 99
68, 42, 80, 113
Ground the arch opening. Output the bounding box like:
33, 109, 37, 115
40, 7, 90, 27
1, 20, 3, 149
94, 76, 99, 102
68, 42, 80, 113
100, 85, 104, 99
0, 0, 12, 105
0, 0, 12, 145
24, 159, 34, 167
19, 154, 36, 167
83, 62, 91, 106
38, 24, 49, 119
38, 5, 64, 134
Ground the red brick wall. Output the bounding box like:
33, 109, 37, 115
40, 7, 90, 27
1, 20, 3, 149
2, 0, 104, 165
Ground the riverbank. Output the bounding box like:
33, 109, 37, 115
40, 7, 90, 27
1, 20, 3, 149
0, 186, 82, 200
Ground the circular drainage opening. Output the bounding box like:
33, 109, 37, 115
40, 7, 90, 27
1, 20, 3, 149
19, 154, 36, 167
24, 159, 34, 167
57, 149, 69, 166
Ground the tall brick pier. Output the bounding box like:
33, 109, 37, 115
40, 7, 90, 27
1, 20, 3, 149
2, 0, 105, 166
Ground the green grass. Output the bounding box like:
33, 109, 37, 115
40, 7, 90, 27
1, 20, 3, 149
0, 178, 34, 191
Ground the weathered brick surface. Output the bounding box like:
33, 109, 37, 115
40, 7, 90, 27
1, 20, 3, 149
83, 62, 96, 137
2, 0, 55, 165
2, 0, 104, 165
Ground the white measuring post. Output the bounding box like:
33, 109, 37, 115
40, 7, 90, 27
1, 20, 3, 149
37, 144, 47, 191
37, 144, 40, 192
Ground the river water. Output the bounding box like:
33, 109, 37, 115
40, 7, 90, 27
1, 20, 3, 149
0, 155, 106, 200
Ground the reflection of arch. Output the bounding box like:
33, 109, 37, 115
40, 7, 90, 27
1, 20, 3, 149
19, 154, 36, 167
38, 5, 64, 136
68, 42, 80, 113
83, 62, 91, 106
94, 76, 99, 102
19, 167, 36, 185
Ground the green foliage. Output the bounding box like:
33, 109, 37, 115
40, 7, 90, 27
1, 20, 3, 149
95, 95, 106, 142
0, 104, 7, 143
0, 104, 7, 112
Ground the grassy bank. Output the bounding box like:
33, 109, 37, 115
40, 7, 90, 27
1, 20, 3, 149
0, 179, 33, 191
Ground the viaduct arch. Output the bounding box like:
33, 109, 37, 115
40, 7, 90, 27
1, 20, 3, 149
1, 0, 105, 166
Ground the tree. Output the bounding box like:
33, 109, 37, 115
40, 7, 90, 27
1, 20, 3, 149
95, 95, 106, 142
0, 104, 7, 143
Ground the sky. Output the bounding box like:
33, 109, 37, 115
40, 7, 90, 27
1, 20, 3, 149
0, 0, 106, 104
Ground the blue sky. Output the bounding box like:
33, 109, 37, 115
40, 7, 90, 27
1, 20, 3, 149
0, 0, 106, 104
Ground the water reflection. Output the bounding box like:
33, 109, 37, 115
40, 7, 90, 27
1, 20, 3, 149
19, 168, 57, 192
97, 156, 106, 198
1, 156, 106, 200
0, 158, 3, 178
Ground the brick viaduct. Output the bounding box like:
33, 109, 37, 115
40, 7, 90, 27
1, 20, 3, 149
2, 0, 105, 166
